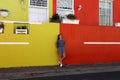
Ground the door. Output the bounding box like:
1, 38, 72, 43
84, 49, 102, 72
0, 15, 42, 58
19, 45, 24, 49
29, 0, 48, 23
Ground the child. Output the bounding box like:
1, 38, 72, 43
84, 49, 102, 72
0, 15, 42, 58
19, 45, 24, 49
56, 34, 66, 67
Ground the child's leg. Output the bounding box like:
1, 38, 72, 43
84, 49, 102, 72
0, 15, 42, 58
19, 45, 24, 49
59, 54, 62, 64
62, 52, 66, 61
59, 54, 63, 67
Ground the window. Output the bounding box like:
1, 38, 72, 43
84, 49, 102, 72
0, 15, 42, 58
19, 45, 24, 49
99, 0, 113, 26
57, 0, 74, 18
57, 0, 73, 10
30, 0, 48, 8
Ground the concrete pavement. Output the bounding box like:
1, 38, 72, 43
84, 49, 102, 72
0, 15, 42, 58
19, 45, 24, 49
1, 62, 120, 80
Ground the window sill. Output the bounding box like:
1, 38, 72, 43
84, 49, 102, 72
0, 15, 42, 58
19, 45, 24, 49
62, 19, 80, 24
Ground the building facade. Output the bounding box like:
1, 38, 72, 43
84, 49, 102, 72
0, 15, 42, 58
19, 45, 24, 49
0, 0, 120, 68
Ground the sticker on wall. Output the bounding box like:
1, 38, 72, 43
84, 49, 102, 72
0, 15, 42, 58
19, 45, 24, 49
14, 22, 29, 34
0, 22, 4, 34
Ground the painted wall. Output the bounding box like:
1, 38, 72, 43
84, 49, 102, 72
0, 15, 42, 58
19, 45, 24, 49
53, 0, 98, 25
0, 0, 28, 21
49, 0, 53, 18
53, 0, 120, 26
0, 0, 120, 68
60, 24, 120, 64
0, 0, 53, 21
53, 0, 57, 14
74, 0, 99, 25
0, 23, 59, 68
113, 0, 120, 24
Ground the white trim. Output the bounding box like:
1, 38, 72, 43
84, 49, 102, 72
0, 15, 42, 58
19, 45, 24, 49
47, 0, 49, 21
28, 0, 30, 7
0, 20, 29, 23
100, 0, 113, 2
111, 1, 113, 26
115, 22, 120, 27
57, 8, 74, 11
29, 6, 48, 9
72, 0, 74, 14
0, 20, 42, 24
84, 42, 120, 44
62, 19, 79, 24
0, 42, 30, 45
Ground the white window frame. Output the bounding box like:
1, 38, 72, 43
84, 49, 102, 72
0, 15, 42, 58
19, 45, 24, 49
99, 0, 113, 26
57, 0, 74, 18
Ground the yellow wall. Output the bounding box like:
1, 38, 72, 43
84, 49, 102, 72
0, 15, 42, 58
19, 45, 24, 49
49, 0, 53, 18
0, 0, 53, 21
0, 22, 59, 68
0, 0, 28, 21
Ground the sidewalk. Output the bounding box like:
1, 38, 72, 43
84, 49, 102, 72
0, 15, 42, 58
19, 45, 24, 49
1, 62, 120, 80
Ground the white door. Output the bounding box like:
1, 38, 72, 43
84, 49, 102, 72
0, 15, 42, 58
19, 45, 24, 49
29, 8, 48, 23
29, 0, 48, 23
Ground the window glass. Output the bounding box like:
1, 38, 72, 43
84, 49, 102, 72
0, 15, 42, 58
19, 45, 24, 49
57, 0, 74, 18
57, 0, 73, 10
30, 0, 47, 8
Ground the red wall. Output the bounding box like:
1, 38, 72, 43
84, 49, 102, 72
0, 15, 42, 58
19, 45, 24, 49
61, 24, 120, 64
53, 0, 120, 64
113, 0, 120, 24
53, 0, 56, 14
74, 0, 99, 25
53, 0, 120, 26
